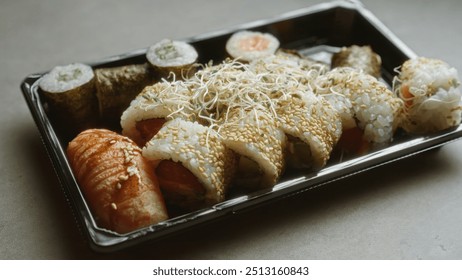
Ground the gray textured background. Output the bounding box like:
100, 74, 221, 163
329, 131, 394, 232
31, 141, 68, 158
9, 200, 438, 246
1, 0, 462, 259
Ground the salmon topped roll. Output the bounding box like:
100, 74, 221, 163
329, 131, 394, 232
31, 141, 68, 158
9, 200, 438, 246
225, 30, 280, 62
143, 119, 236, 211
66, 129, 168, 234
120, 80, 194, 147
393, 57, 461, 134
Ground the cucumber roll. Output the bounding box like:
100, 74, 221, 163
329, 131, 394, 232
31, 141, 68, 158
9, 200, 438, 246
146, 39, 198, 80
39, 63, 98, 131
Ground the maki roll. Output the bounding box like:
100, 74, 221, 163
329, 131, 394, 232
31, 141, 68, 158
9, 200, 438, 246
217, 108, 287, 189
274, 90, 342, 169
225, 30, 280, 63
315, 67, 403, 154
250, 51, 328, 92
94, 63, 156, 123
66, 129, 168, 234
146, 39, 198, 80
39, 63, 98, 130
331, 45, 382, 78
120, 80, 194, 147
143, 119, 236, 211
393, 57, 461, 134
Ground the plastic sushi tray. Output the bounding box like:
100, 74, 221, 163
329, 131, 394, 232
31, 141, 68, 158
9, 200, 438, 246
20, 0, 462, 252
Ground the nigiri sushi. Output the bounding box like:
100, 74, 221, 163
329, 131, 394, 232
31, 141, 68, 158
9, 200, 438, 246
66, 128, 168, 234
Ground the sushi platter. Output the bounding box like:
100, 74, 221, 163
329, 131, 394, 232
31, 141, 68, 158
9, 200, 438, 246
21, 0, 462, 252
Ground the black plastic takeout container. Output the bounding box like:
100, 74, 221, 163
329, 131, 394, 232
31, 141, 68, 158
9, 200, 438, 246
21, 0, 462, 252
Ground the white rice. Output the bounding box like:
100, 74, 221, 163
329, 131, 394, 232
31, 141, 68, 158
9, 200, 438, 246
394, 57, 462, 133
120, 80, 194, 145
143, 118, 235, 205
146, 39, 198, 68
39, 63, 94, 93
315, 67, 403, 144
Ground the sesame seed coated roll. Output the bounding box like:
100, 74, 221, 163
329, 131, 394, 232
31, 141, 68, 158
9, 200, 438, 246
275, 90, 342, 169
331, 45, 382, 78
66, 129, 168, 234
121, 80, 194, 147
218, 108, 287, 189
143, 119, 236, 210
315, 67, 403, 152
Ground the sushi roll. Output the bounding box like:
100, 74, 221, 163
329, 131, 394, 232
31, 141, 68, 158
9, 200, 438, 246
393, 57, 462, 134
120, 80, 194, 147
274, 90, 342, 169
94, 63, 156, 123
187, 60, 243, 119
146, 39, 198, 80
225, 30, 280, 63
39, 63, 98, 130
217, 108, 287, 189
66, 129, 168, 234
274, 48, 329, 75
249, 51, 328, 93
143, 119, 236, 211
331, 45, 382, 78
315, 67, 403, 154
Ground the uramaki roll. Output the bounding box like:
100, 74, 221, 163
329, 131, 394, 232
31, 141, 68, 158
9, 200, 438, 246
331, 45, 382, 78
274, 90, 342, 169
217, 108, 286, 189
315, 67, 403, 154
143, 119, 236, 211
393, 57, 461, 134
66, 129, 168, 234
120, 80, 194, 147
